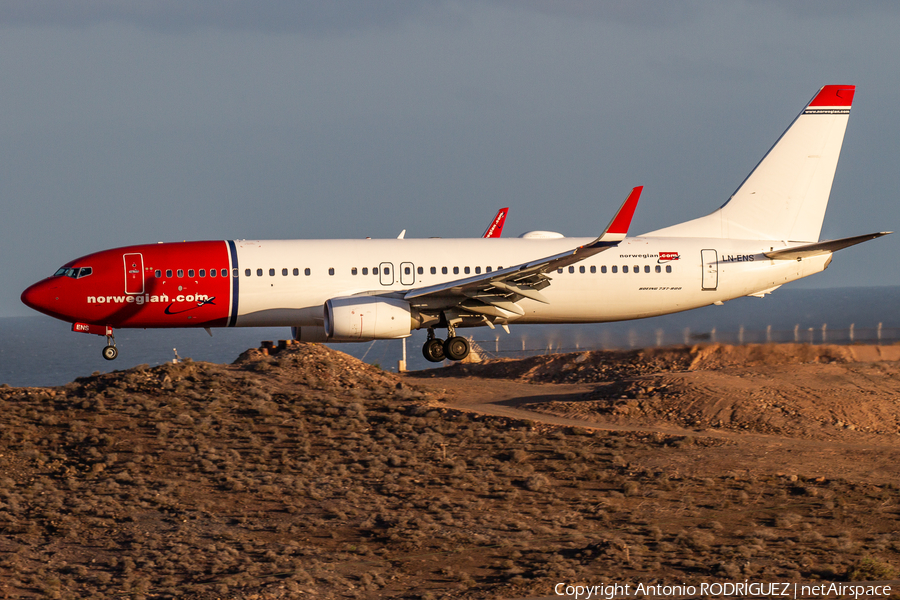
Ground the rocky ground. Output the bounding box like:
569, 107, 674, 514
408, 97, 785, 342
1, 342, 900, 599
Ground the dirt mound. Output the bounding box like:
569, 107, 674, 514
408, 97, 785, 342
438, 344, 900, 439
687, 343, 900, 370
3, 342, 900, 598
430, 343, 900, 384
428, 346, 696, 384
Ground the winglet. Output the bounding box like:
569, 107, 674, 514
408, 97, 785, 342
482, 208, 509, 238
596, 186, 642, 244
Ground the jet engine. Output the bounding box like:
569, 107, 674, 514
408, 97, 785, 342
324, 296, 414, 342
291, 326, 328, 343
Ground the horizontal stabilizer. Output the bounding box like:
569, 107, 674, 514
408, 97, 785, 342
764, 231, 891, 260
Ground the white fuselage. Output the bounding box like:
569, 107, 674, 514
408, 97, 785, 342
231, 236, 830, 328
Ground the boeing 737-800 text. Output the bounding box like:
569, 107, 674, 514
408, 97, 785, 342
22, 85, 889, 363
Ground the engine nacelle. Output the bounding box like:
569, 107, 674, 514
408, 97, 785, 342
291, 326, 329, 343
324, 296, 413, 342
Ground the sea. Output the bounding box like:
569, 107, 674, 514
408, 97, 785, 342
2, 286, 899, 388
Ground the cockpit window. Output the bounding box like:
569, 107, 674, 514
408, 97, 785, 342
54, 266, 92, 279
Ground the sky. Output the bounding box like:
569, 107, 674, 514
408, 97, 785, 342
3, 1, 899, 317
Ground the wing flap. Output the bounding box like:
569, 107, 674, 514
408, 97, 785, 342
404, 186, 643, 303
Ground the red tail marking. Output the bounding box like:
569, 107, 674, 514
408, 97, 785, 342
808, 85, 855, 107
482, 208, 508, 238
606, 186, 643, 235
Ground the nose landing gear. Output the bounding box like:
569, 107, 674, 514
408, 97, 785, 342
71, 322, 119, 360
102, 342, 118, 361
421, 327, 471, 363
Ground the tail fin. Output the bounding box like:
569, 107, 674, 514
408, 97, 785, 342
646, 85, 855, 242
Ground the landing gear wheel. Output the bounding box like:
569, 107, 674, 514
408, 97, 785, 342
422, 338, 445, 363
102, 345, 118, 361
443, 336, 470, 361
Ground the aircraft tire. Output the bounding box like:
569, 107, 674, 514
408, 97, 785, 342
443, 336, 470, 361
422, 338, 445, 363
102, 346, 118, 361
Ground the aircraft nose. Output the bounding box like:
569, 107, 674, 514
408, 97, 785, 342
21, 280, 59, 315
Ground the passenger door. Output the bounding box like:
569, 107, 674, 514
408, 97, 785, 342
701, 249, 718, 290
124, 253, 144, 294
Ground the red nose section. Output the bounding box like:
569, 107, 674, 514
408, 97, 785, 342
21, 280, 61, 319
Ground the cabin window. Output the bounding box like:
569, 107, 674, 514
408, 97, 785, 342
305, 268, 311, 276
293, 268, 299, 276
232, 268, 238, 278
601, 266, 607, 273
644, 265, 650, 273
622, 266, 628, 273
281, 268, 287, 276
557, 268, 563, 274
634, 265, 639, 273
351, 267, 358, 275
373, 267, 379, 275
210, 269, 217, 277
177, 269, 184, 277
254, 268, 261, 276
453, 267, 459, 275
590, 266, 596, 274
461, 266, 467, 274
442, 267, 448, 275
245, 269, 251, 277
404, 266, 411, 275
475, 266, 481, 274
155, 269, 162, 278
268, 268, 275, 276
567, 266, 573, 274
417, 266, 423, 275
486, 266, 492, 273
655, 265, 661, 273
199, 269, 206, 277
612, 266, 618, 273
666, 265, 672, 273
430, 267, 437, 275
188, 269, 195, 278
362, 267, 368, 275
580, 266, 586, 274
222, 269, 228, 277
328, 268, 335, 276
384, 267, 390, 275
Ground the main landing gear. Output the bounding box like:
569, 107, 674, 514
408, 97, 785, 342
422, 327, 470, 363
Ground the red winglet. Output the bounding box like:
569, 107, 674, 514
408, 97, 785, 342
808, 85, 855, 107
482, 208, 509, 238
603, 185, 643, 240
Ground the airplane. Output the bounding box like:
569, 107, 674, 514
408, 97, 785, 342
21, 85, 890, 364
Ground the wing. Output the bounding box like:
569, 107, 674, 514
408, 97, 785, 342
482, 208, 509, 238
405, 186, 642, 320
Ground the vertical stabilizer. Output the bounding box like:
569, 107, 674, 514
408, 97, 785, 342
645, 85, 855, 242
